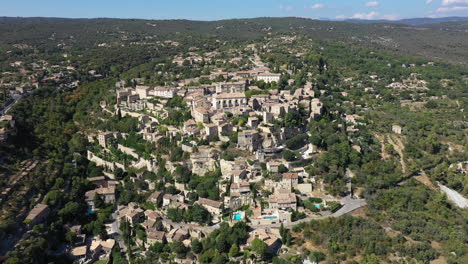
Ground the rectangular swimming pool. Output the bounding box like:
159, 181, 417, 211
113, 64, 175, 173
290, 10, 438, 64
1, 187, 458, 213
233, 213, 242, 220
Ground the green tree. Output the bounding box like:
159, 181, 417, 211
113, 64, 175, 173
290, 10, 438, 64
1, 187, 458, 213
58, 202, 84, 222
192, 239, 203, 254
170, 241, 188, 258
251, 238, 268, 260
229, 243, 240, 258
94, 193, 105, 209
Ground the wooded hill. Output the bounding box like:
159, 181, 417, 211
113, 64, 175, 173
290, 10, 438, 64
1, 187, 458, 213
1, 17, 468, 64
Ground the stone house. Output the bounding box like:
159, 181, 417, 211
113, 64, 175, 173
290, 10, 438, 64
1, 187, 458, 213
192, 107, 211, 124
268, 192, 297, 211
85, 186, 116, 210
146, 231, 166, 247
204, 123, 219, 140
282, 173, 299, 189
190, 146, 219, 175
118, 203, 145, 226
148, 191, 164, 205
392, 125, 402, 134
197, 198, 223, 216
247, 229, 282, 254
166, 228, 190, 243
25, 204, 50, 227
238, 130, 262, 152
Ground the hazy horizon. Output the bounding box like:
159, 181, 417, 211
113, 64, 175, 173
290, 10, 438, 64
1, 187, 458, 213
2, 0, 468, 21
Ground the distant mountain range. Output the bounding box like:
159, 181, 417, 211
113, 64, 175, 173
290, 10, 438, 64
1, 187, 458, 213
342, 16, 468, 25
1, 16, 468, 26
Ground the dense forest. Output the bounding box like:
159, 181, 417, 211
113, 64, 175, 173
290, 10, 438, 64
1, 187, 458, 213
0, 17, 468, 64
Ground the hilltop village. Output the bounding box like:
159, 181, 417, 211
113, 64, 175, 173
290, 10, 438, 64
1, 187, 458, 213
0, 28, 466, 264
69, 41, 370, 263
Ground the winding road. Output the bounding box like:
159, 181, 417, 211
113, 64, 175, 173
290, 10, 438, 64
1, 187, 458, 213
159, 196, 366, 234
0, 95, 21, 117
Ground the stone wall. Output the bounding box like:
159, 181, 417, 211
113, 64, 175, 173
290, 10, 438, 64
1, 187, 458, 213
87, 151, 125, 171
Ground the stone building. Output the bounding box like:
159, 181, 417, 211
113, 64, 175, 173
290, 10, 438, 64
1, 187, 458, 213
98, 132, 113, 148
190, 146, 219, 175
212, 93, 247, 111
215, 81, 246, 94
238, 130, 262, 152
192, 107, 211, 123
257, 72, 281, 83
197, 198, 223, 216
392, 125, 402, 134
135, 85, 150, 99
310, 98, 324, 119
268, 192, 297, 211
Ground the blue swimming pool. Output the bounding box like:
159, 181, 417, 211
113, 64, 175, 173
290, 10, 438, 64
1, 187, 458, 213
233, 213, 243, 220
263, 216, 278, 220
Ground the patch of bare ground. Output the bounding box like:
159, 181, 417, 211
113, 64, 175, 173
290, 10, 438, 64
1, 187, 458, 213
303, 240, 325, 253
374, 134, 390, 160
354, 187, 364, 198
387, 135, 407, 173
292, 230, 326, 253
383, 226, 416, 243
349, 206, 368, 218
414, 170, 438, 191
388, 253, 407, 263
400, 101, 427, 110
431, 241, 442, 249
430, 256, 448, 264
374, 133, 407, 173
442, 141, 464, 152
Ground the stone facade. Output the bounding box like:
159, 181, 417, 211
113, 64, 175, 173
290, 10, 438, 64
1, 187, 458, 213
215, 81, 246, 94
257, 73, 281, 83
238, 130, 262, 152
212, 93, 247, 110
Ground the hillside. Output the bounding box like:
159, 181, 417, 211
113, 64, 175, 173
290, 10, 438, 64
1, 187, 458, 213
344, 16, 468, 25
0, 17, 467, 64
0, 15, 466, 264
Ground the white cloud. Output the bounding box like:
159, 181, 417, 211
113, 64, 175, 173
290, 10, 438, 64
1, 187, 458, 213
307, 4, 325, 9
435, 5, 468, 12
278, 5, 294, 11
351, 11, 380, 19
365, 1, 380, 7
442, 0, 468, 6
426, 0, 433, 4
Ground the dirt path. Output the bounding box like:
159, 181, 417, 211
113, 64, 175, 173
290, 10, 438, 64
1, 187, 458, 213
387, 135, 407, 173
374, 134, 407, 173
374, 134, 390, 160
414, 170, 438, 191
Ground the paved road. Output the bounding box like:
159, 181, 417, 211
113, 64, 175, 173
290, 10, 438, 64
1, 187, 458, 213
158, 197, 366, 234
438, 183, 468, 209
107, 211, 127, 253
160, 218, 220, 233
253, 196, 366, 229
0, 95, 21, 117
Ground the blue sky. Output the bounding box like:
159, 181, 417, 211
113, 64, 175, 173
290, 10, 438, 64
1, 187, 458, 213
2, 0, 468, 20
